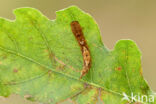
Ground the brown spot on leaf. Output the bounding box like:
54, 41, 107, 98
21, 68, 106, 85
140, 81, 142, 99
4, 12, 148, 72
115, 66, 122, 71
13, 68, 18, 73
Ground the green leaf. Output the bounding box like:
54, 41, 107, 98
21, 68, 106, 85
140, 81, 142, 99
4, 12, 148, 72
0, 6, 155, 104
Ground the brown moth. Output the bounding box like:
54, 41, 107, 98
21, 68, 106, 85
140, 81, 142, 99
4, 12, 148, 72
70, 21, 91, 79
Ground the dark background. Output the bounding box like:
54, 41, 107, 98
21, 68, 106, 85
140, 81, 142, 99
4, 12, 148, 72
0, 0, 156, 103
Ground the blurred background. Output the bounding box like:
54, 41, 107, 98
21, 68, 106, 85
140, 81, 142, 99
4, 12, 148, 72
0, 0, 156, 104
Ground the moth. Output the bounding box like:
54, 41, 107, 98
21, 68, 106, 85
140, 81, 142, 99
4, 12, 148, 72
70, 21, 91, 79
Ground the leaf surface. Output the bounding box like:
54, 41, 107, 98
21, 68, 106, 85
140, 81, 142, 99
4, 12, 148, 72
0, 6, 155, 104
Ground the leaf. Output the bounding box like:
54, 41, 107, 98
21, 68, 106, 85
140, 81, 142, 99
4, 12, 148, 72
0, 6, 155, 104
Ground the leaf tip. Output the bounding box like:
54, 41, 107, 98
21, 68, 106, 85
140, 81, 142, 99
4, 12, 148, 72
114, 39, 141, 55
